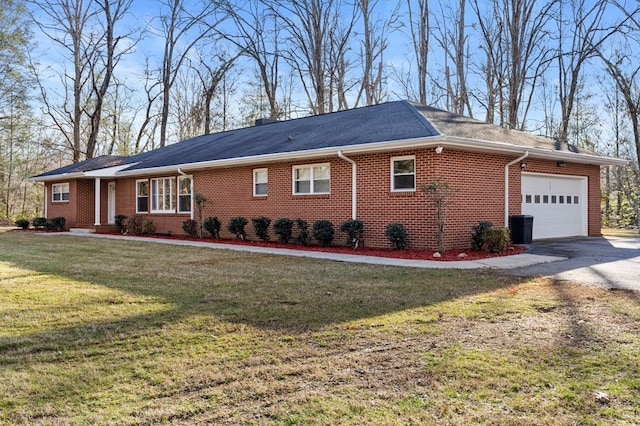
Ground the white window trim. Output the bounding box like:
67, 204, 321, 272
390, 155, 416, 192
292, 163, 331, 195
150, 177, 175, 213
253, 168, 268, 197
177, 175, 193, 214
52, 182, 70, 202
136, 179, 149, 213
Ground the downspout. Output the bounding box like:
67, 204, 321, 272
504, 151, 529, 227
337, 151, 357, 219
177, 168, 194, 220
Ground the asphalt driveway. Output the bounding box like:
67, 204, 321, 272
508, 235, 640, 290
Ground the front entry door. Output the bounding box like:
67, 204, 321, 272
108, 182, 116, 224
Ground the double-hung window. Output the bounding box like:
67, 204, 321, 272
52, 183, 70, 202
253, 168, 268, 196
151, 177, 175, 213
178, 176, 192, 213
391, 156, 416, 191
293, 164, 330, 194
136, 180, 149, 213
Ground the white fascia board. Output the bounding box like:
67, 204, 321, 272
28, 172, 85, 183
113, 136, 627, 177
83, 163, 137, 177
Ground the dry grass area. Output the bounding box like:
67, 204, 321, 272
1, 232, 639, 425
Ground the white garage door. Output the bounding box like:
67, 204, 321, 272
521, 173, 588, 239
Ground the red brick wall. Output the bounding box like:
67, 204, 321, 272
100, 148, 602, 250
47, 148, 602, 249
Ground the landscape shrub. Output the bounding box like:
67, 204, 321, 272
49, 217, 66, 231
252, 216, 271, 241
15, 218, 30, 229
142, 219, 157, 235
312, 220, 335, 247
294, 218, 311, 246
385, 223, 408, 250
203, 216, 221, 239
273, 218, 294, 244
471, 221, 494, 251
228, 216, 248, 239
182, 219, 198, 238
126, 215, 144, 235
32, 217, 48, 229
340, 219, 364, 248
115, 215, 127, 233
483, 226, 510, 253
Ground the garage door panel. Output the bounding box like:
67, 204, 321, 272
521, 174, 587, 239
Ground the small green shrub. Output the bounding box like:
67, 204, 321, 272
312, 220, 335, 247
273, 218, 294, 244
252, 216, 271, 241
32, 217, 48, 229
203, 216, 221, 239
15, 218, 30, 229
115, 214, 127, 233
471, 221, 494, 251
48, 217, 66, 231
182, 219, 198, 238
483, 226, 510, 253
126, 215, 144, 235
294, 218, 311, 246
385, 223, 408, 250
228, 216, 248, 239
142, 219, 157, 235
340, 219, 364, 248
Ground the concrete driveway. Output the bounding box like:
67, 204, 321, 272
508, 235, 640, 290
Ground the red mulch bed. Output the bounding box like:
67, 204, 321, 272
99, 232, 527, 262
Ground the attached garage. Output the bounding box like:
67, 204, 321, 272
521, 173, 588, 239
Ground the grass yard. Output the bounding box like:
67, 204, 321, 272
1, 232, 639, 425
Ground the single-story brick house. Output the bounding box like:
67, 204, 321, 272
31, 101, 626, 250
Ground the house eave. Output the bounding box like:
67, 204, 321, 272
29, 163, 139, 183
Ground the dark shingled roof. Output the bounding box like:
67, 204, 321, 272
34, 155, 126, 178
120, 100, 439, 171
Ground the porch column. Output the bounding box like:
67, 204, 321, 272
94, 178, 101, 226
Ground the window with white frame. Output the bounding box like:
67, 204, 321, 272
293, 164, 330, 194
391, 156, 416, 191
52, 183, 70, 202
150, 177, 175, 212
178, 176, 192, 213
136, 180, 149, 213
253, 168, 268, 196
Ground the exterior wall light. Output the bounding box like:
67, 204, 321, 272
557, 161, 567, 167
520, 162, 528, 170
435, 146, 443, 154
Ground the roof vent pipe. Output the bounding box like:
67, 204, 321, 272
504, 151, 529, 228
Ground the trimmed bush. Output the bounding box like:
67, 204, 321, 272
483, 226, 510, 253
252, 216, 271, 241
115, 215, 127, 233
126, 215, 144, 235
32, 217, 48, 229
142, 219, 157, 235
203, 216, 221, 239
340, 219, 364, 248
228, 216, 248, 240
15, 218, 30, 229
294, 218, 311, 246
312, 220, 335, 247
49, 217, 66, 231
471, 221, 494, 251
273, 218, 294, 244
182, 219, 198, 238
385, 223, 408, 250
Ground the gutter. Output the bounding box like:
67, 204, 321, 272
337, 151, 357, 219
177, 168, 194, 220
504, 151, 529, 228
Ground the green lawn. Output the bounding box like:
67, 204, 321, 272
1, 232, 639, 425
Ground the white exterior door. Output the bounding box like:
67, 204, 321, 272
107, 182, 116, 225
521, 173, 588, 239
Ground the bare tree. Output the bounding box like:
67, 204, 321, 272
406, 0, 430, 104
156, 0, 225, 146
